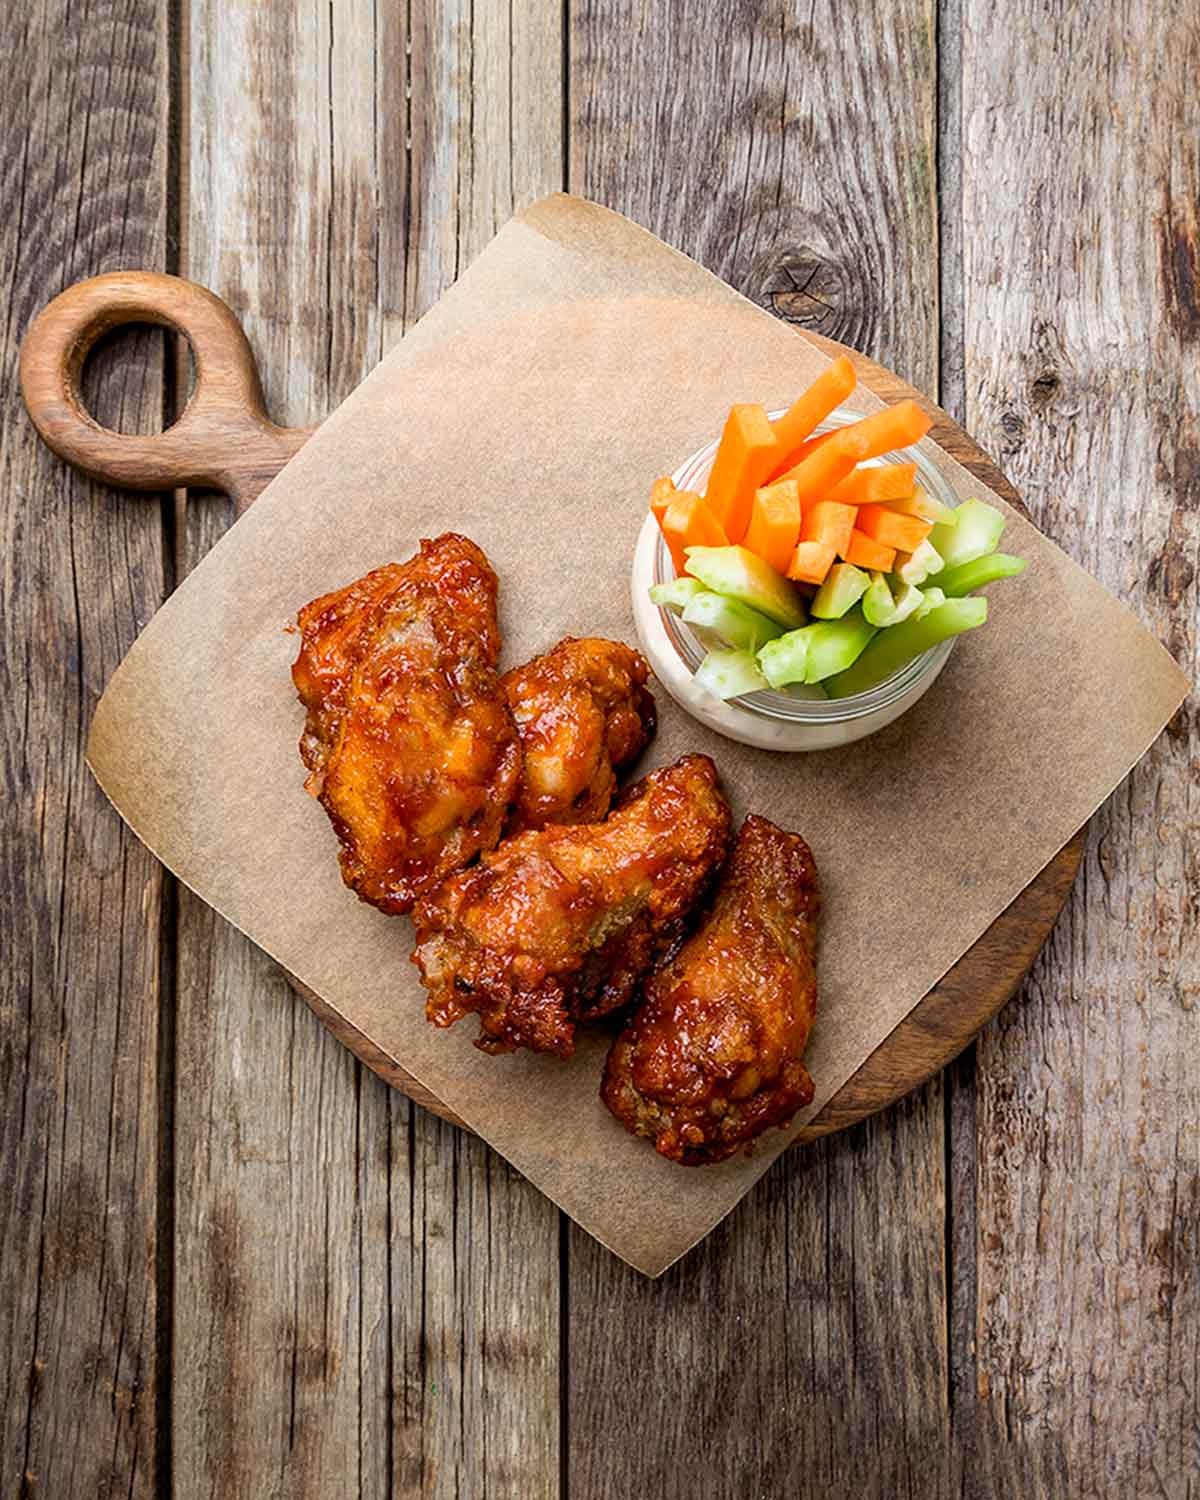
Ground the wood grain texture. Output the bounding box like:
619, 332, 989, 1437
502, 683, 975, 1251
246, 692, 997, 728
566, 3, 959, 1494
174, 0, 563, 1496
959, 4, 1200, 1494
0, 2, 171, 1498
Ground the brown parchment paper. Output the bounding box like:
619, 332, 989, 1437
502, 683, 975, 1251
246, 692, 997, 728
86, 195, 1189, 1276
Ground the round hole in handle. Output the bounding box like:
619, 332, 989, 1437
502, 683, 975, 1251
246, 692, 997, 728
79, 322, 197, 437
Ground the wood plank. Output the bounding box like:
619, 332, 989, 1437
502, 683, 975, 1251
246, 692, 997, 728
173, 1, 563, 1496
958, 3, 1200, 1494
566, 3, 955, 1493
0, 1, 171, 1497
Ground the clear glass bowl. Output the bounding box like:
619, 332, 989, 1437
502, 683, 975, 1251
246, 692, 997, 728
630, 404, 957, 752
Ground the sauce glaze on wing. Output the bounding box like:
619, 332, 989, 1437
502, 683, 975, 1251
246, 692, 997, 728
501, 637, 657, 833
292, 533, 521, 913
411, 754, 731, 1056
602, 814, 820, 1164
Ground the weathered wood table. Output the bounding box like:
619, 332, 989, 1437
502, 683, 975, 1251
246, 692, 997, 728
2, 3, 1196, 1496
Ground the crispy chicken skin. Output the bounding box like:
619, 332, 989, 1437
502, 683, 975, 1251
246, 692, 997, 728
292, 534, 521, 913
411, 754, 731, 1056
602, 815, 820, 1165
501, 637, 657, 833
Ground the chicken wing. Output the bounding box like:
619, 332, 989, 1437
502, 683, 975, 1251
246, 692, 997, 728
412, 754, 731, 1056
501, 637, 656, 833
602, 815, 820, 1165
292, 533, 521, 913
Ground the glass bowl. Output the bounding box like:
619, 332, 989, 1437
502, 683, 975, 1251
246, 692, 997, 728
630, 404, 957, 752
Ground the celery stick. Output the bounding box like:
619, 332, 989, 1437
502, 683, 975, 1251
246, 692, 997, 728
929, 499, 1005, 569
684, 545, 808, 629
886, 577, 925, 623
823, 597, 988, 698
882, 484, 958, 526
937, 553, 1027, 597
650, 577, 706, 613
811, 562, 869, 619
893, 538, 944, 586
757, 629, 809, 689
683, 591, 784, 653
862, 571, 899, 626
912, 585, 946, 620
805, 610, 878, 683
693, 647, 769, 701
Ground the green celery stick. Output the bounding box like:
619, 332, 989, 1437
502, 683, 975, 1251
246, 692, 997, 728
862, 571, 899, 626
650, 577, 706, 612
758, 608, 879, 686
683, 591, 784, 653
893, 538, 944, 586
811, 562, 869, 619
824, 596, 988, 698
912, 585, 946, 620
937, 553, 1027, 597
685, 545, 807, 629
929, 499, 1005, 569
693, 647, 769, 701
757, 629, 809, 689
804, 609, 878, 683
885, 484, 957, 526
886, 577, 926, 623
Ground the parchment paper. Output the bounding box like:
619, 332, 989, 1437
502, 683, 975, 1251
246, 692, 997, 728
86, 195, 1189, 1276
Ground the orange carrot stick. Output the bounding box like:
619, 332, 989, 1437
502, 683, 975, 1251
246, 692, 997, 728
742, 480, 802, 574
800, 499, 856, 558
775, 427, 869, 507
823, 463, 917, 507
855, 505, 932, 553
660, 493, 728, 574
770, 356, 856, 466
786, 428, 840, 466
649, 476, 676, 524
832, 399, 932, 460
703, 404, 782, 543
843, 530, 897, 572
786, 540, 837, 585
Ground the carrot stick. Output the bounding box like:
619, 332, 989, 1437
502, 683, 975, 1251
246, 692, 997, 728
786, 540, 837, 585
660, 493, 728, 574
649, 476, 676, 524
774, 427, 869, 508
823, 463, 917, 507
843, 530, 897, 572
786, 428, 839, 466
831, 399, 932, 460
743, 480, 802, 573
800, 499, 856, 558
703, 404, 782, 543
855, 504, 932, 553
770, 356, 856, 466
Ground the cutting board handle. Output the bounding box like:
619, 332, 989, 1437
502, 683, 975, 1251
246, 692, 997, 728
19, 271, 316, 514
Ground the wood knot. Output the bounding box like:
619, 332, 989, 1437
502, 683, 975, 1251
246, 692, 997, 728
756, 249, 845, 337
1030, 370, 1060, 403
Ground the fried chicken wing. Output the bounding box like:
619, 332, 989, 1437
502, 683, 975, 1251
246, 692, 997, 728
292, 534, 521, 913
501, 637, 657, 833
602, 815, 820, 1165
412, 754, 731, 1056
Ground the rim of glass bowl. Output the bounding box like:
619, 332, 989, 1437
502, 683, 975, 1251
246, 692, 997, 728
655, 404, 956, 723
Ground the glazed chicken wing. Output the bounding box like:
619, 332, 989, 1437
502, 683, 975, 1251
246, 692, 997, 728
501, 637, 656, 833
292, 534, 521, 913
602, 815, 820, 1165
412, 754, 731, 1056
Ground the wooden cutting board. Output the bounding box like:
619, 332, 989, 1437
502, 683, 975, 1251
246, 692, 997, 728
19, 271, 1084, 1140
